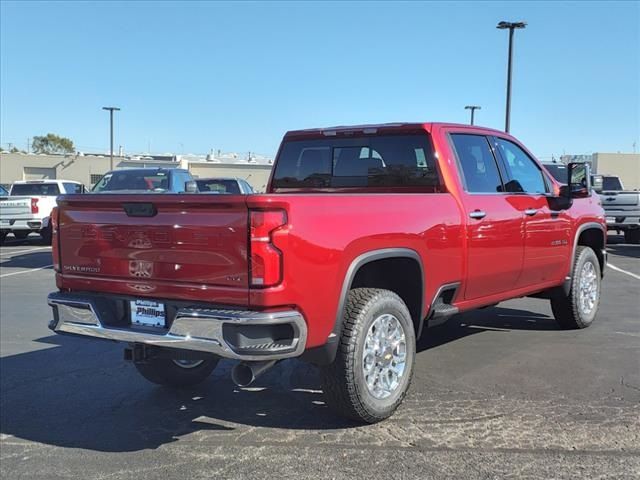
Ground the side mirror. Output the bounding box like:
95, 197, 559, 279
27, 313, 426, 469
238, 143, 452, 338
552, 162, 592, 210
567, 162, 591, 199
591, 174, 603, 193
185, 180, 198, 193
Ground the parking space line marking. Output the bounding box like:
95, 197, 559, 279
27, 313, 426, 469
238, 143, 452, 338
0, 264, 53, 278
608, 263, 640, 280
0, 247, 51, 257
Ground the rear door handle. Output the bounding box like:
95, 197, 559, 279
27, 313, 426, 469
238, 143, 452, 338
524, 208, 538, 216
469, 210, 486, 219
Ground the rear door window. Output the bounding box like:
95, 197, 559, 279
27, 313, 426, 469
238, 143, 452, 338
450, 134, 504, 193
272, 134, 441, 190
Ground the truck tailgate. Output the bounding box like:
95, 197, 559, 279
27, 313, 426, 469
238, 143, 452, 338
0, 196, 33, 221
57, 194, 250, 304
600, 191, 639, 207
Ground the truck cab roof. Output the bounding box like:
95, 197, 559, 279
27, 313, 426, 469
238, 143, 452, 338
284, 122, 508, 140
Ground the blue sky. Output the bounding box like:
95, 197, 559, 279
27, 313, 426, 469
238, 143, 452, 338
1, 1, 638, 159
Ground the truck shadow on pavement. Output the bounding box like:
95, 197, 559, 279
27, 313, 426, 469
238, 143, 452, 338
0, 306, 559, 453
0, 251, 53, 270
606, 234, 640, 259
418, 306, 559, 352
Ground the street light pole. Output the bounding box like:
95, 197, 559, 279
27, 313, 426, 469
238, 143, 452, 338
497, 21, 526, 133
465, 105, 481, 125
102, 106, 121, 170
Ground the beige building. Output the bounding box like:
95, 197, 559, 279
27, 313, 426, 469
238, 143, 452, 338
0, 152, 273, 192
591, 153, 640, 190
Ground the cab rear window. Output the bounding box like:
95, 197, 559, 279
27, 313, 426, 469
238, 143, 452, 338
92, 171, 170, 192
11, 183, 60, 196
272, 134, 441, 190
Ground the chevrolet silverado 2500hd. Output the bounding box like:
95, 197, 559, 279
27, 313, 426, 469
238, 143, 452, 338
47, 123, 606, 423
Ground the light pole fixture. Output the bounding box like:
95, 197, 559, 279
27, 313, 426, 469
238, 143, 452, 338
497, 21, 526, 133
465, 105, 481, 125
102, 106, 121, 170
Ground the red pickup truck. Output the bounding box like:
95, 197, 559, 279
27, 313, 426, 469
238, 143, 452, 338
48, 123, 607, 423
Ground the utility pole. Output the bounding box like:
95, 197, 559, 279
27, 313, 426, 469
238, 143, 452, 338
464, 105, 481, 125
497, 21, 526, 133
27, 137, 30, 153
102, 106, 120, 170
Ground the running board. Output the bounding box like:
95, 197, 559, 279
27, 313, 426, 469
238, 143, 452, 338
430, 302, 460, 319
427, 283, 461, 327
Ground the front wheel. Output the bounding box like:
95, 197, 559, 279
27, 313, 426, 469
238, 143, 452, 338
134, 355, 219, 387
551, 246, 601, 329
320, 288, 416, 424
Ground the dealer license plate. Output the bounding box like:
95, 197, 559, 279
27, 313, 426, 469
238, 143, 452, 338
130, 300, 166, 328
606, 217, 615, 224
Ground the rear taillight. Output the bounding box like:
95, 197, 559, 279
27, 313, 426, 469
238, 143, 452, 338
249, 209, 286, 287
51, 207, 60, 272
31, 197, 39, 214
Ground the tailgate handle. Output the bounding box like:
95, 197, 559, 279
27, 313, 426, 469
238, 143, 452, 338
123, 203, 157, 217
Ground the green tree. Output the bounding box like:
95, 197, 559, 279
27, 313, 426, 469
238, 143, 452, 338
32, 133, 75, 154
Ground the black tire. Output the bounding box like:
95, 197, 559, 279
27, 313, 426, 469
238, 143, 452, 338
0, 232, 6, 245
320, 288, 416, 424
13, 231, 29, 240
134, 355, 219, 387
624, 229, 640, 245
40, 225, 52, 245
551, 246, 601, 329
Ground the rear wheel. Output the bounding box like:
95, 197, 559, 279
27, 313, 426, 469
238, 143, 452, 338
551, 246, 601, 329
624, 229, 640, 245
134, 355, 219, 387
13, 231, 29, 240
320, 288, 416, 423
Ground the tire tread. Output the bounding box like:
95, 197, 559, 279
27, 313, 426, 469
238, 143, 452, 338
551, 246, 600, 329
321, 288, 414, 423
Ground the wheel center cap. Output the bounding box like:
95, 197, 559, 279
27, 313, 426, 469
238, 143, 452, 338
380, 348, 394, 365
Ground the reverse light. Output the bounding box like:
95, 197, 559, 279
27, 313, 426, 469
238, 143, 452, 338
31, 197, 39, 214
249, 209, 286, 287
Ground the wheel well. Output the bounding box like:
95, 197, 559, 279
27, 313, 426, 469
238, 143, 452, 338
350, 257, 423, 334
577, 228, 605, 275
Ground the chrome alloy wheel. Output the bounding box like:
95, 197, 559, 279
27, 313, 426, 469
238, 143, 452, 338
172, 359, 205, 369
578, 261, 598, 315
362, 313, 407, 399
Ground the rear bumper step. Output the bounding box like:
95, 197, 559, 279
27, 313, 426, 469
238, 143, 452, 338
47, 292, 307, 361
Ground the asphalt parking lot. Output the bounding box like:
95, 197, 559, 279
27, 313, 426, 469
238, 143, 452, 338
0, 233, 638, 479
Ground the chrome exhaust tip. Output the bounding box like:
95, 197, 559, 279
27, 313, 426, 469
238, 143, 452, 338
231, 360, 278, 387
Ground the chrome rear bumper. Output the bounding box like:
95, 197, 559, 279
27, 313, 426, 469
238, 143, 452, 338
48, 292, 307, 361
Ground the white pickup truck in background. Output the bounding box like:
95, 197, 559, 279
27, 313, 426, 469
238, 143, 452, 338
595, 175, 640, 244
0, 180, 85, 244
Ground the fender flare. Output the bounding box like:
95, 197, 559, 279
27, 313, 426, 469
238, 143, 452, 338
302, 248, 424, 365
563, 222, 606, 295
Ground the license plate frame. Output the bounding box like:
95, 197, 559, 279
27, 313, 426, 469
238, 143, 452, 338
130, 300, 166, 328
